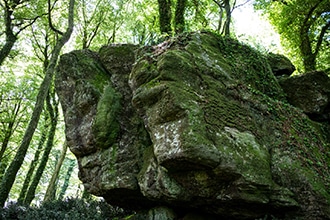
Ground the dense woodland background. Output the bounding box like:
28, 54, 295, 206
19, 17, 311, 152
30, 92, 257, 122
0, 0, 329, 209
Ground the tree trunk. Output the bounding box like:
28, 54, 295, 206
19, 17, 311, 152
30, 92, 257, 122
0, 1, 17, 66
0, 32, 17, 67
0, 101, 21, 184
0, 122, 15, 164
299, 18, 329, 72
157, 0, 172, 34
223, 0, 231, 36
302, 53, 316, 72
213, 0, 234, 36
299, 31, 317, 72
17, 119, 50, 204
0, 101, 22, 161
43, 142, 68, 202
217, 7, 224, 34
58, 158, 75, 200
0, 157, 9, 184
0, 0, 75, 207
23, 93, 59, 205
174, 0, 187, 33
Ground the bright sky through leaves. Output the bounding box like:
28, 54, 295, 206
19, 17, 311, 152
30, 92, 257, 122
232, 0, 283, 53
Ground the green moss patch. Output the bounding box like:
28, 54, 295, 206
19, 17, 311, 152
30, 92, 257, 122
93, 85, 121, 149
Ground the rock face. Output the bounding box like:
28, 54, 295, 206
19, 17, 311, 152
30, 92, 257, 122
279, 71, 330, 122
55, 31, 330, 220
266, 52, 296, 77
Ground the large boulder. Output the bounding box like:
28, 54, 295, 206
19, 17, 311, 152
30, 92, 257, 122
279, 71, 330, 122
55, 31, 330, 220
266, 52, 296, 77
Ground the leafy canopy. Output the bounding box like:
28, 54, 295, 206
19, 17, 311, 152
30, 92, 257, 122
255, 0, 330, 72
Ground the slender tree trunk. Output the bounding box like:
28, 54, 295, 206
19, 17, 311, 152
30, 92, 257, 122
217, 7, 224, 34
44, 142, 68, 202
81, 0, 88, 49
0, 121, 15, 162
213, 0, 233, 36
0, 33, 17, 67
157, 0, 172, 34
58, 159, 75, 200
0, 101, 22, 183
223, 0, 231, 36
23, 93, 59, 205
0, 0, 75, 207
0, 101, 22, 161
174, 0, 187, 33
0, 156, 9, 183
17, 119, 50, 204
112, 22, 117, 43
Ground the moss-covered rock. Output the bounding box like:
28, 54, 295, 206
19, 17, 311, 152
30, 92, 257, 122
55, 46, 152, 207
56, 31, 330, 220
279, 70, 330, 122
129, 31, 329, 219
267, 52, 296, 77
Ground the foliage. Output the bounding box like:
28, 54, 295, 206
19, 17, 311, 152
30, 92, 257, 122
0, 72, 40, 180
75, 0, 117, 49
0, 0, 48, 65
1, 0, 80, 205
0, 198, 133, 220
57, 158, 75, 200
0, 0, 75, 207
155, 0, 239, 37
254, 0, 330, 72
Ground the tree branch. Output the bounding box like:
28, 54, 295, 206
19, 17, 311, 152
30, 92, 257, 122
48, 0, 63, 35
212, 0, 225, 8
301, 0, 323, 31
231, 0, 237, 13
313, 20, 330, 56
233, 0, 250, 10
31, 26, 48, 63
16, 13, 47, 35
86, 21, 102, 48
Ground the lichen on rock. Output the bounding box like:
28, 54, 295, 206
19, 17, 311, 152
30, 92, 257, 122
55, 31, 330, 219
